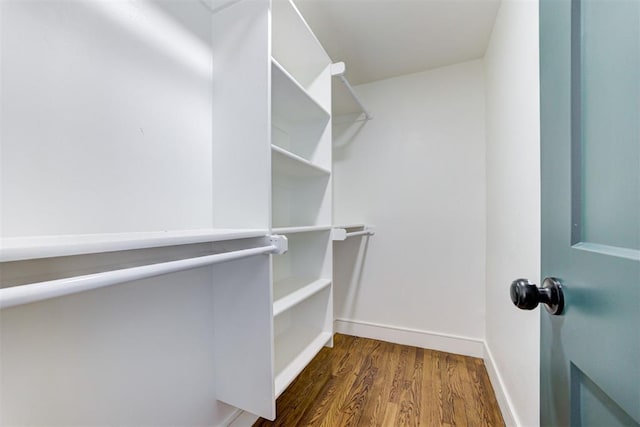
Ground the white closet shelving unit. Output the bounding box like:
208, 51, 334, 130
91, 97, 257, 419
1, 0, 275, 424
270, 0, 334, 402
0, 0, 333, 423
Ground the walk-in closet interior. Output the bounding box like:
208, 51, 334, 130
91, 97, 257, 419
0, 0, 542, 425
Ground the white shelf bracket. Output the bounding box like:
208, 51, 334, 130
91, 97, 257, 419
332, 226, 375, 241
269, 234, 288, 255
330, 62, 346, 77
332, 228, 347, 241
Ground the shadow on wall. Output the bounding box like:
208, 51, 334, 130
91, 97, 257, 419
333, 236, 370, 320
332, 115, 367, 158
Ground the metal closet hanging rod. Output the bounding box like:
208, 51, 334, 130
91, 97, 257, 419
332, 226, 375, 241
0, 235, 288, 309
331, 62, 373, 121
345, 229, 375, 238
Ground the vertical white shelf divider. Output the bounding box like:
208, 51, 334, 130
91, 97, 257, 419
210, 0, 276, 421
269, 0, 334, 406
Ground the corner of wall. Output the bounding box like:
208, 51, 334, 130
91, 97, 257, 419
483, 342, 519, 427
483, 0, 541, 426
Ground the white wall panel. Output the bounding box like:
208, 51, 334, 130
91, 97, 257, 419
333, 60, 486, 344
484, 1, 541, 425
0, 266, 238, 426
0, 0, 214, 237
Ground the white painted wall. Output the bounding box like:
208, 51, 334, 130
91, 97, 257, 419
0, 0, 215, 237
0, 266, 237, 426
484, 1, 541, 426
0, 1, 268, 425
333, 60, 487, 355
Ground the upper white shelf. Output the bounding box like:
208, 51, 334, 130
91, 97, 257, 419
0, 228, 270, 262
272, 225, 332, 234
334, 224, 366, 230
271, 0, 331, 110
273, 277, 331, 317
271, 145, 330, 177
272, 59, 330, 124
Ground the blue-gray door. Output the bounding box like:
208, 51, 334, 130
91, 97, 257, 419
539, 0, 640, 425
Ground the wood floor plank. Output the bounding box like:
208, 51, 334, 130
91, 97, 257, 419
359, 341, 398, 426
418, 349, 433, 426
388, 344, 410, 404
396, 346, 422, 427
254, 334, 505, 427
469, 356, 505, 426
459, 355, 488, 427
381, 401, 399, 427
298, 335, 361, 426
332, 339, 381, 426
439, 353, 455, 425
269, 346, 332, 426
316, 337, 377, 427
448, 355, 470, 425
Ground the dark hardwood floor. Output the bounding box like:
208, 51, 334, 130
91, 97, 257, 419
254, 334, 505, 426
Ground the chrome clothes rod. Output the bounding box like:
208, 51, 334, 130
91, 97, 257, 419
345, 229, 375, 238
0, 236, 288, 309
332, 226, 375, 241
331, 62, 373, 121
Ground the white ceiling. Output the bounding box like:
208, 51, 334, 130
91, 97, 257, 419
294, 0, 501, 85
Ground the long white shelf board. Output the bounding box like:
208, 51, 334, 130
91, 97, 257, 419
272, 225, 332, 234
274, 330, 332, 397
272, 58, 330, 123
334, 224, 366, 230
271, 145, 330, 177
273, 277, 331, 317
0, 228, 270, 262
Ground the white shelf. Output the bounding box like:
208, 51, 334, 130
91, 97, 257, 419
274, 329, 332, 397
0, 229, 269, 262
272, 59, 330, 123
271, 145, 330, 177
272, 225, 332, 235
334, 224, 366, 230
271, 0, 331, 108
273, 277, 331, 316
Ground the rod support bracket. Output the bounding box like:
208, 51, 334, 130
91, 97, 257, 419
332, 226, 376, 241
332, 228, 347, 241
269, 235, 288, 255
331, 61, 346, 77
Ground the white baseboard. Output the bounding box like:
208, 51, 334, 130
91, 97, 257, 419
483, 343, 518, 427
334, 318, 485, 358
220, 409, 258, 427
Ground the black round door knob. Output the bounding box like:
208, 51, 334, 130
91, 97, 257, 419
510, 277, 564, 315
